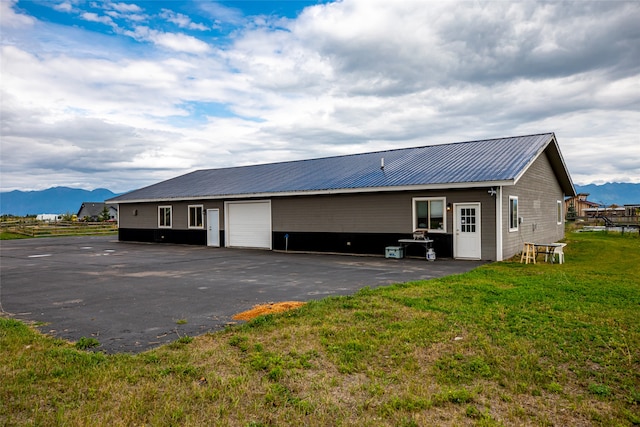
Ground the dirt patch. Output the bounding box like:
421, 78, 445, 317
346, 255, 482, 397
232, 301, 306, 321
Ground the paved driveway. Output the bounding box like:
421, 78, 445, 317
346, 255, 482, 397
1, 236, 485, 353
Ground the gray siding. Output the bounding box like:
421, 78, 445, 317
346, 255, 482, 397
272, 193, 409, 233
273, 190, 493, 233
117, 189, 499, 259
273, 189, 497, 259
119, 201, 224, 230
502, 152, 565, 259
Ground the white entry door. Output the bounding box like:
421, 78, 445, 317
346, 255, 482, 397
454, 203, 481, 259
206, 209, 220, 247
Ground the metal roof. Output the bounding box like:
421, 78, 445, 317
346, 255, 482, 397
109, 133, 576, 203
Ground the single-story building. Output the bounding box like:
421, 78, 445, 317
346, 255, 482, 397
77, 202, 118, 222
36, 213, 63, 222
107, 133, 575, 261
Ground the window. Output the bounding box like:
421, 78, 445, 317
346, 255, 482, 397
159, 206, 172, 228
557, 200, 563, 224
189, 205, 204, 228
413, 198, 445, 232
509, 196, 518, 231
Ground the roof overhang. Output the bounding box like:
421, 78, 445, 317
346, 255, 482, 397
107, 179, 516, 204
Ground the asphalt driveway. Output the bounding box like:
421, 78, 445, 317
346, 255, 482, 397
1, 236, 485, 353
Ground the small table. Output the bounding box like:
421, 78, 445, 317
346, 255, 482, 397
398, 238, 434, 259
521, 242, 565, 264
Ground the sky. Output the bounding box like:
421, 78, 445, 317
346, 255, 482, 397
1, 0, 639, 193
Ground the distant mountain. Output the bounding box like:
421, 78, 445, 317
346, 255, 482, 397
0, 187, 119, 216
574, 183, 640, 206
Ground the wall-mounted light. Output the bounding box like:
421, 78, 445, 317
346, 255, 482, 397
447, 202, 452, 211
488, 187, 497, 197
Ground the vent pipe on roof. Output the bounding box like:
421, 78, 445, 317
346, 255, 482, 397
380, 157, 385, 171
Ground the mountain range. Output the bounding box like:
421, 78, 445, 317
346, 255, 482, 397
1, 183, 638, 216
574, 183, 640, 207
0, 187, 119, 216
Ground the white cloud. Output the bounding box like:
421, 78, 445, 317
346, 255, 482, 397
0, 0, 35, 28
80, 12, 116, 26
160, 9, 209, 31
122, 26, 211, 54
197, 2, 245, 26
150, 31, 211, 54
1, 0, 639, 192
53, 2, 74, 13
107, 2, 143, 13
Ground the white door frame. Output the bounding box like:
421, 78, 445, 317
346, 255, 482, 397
206, 209, 220, 247
454, 202, 482, 260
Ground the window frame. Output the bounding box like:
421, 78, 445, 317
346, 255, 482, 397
412, 197, 446, 233
557, 200, 563, 225
188, 205, 204, 229
509, 196, 518, 232
158, 205, 172, 228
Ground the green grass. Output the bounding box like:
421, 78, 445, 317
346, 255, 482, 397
1, 231, 639, 426
0, 231, 31, 240
0, 222, 117, 239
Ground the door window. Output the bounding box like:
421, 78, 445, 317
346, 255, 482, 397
460, 207, 476, 232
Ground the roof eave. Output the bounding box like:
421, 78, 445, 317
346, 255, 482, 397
107, 180, 515, 204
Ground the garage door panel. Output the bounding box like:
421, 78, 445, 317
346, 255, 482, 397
226, 201, 272, 249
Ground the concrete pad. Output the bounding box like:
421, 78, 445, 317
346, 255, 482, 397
0, 236, 485, 353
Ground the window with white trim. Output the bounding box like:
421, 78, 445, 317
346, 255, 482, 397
509, 196, 518, 231
189, 205, 204, 228
557, 200, 563, 224
413, 197, 445, 232
159, 206, 172, 228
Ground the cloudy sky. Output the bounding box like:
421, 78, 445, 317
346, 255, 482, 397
1, 0, 639, 193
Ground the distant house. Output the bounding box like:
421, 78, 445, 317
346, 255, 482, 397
107, 133, 575, 261
564, 193, 600, 218
36, 214, 62, 222
77, 202, 118, 222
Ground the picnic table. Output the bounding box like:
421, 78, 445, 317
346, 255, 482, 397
521, 242, 566, 264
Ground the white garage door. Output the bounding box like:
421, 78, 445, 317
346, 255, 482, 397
225, 201, 272, 249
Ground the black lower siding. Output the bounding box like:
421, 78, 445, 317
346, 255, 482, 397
118, 228, 211, 246
272, 231, 453, 258
117, 228, 453, 258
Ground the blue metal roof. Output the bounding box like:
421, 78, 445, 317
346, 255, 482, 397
110, 133, 575, 202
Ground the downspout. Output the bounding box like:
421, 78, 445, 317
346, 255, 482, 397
496, 186, 503, 261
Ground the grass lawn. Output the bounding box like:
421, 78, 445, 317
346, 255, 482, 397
1, 231, 639, 426
0, 231, 31, 240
